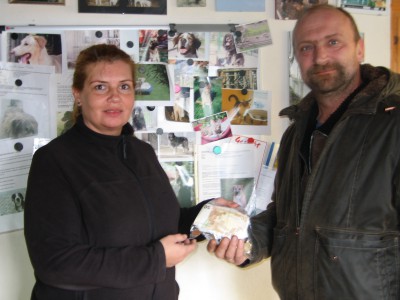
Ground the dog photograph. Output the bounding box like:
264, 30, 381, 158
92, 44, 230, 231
172, 59, 209, 89
87, 0, 120, 6
139, 29, 168, 63
192, 111, 232, 144
159, 131, 195, 157
220, 178, 254, 209
164, 85, 190, 123
193, 76, 222, 119
0, 189, 26, 217
131, 106, 158, 132
131, 106, 151, 131
218, 68, 258, 90
79, 0, 166, 14
11, 192, 25, 213
160, 161, 196, 208
209, 32, 259, 69
134, 63, 171, 104
8, 33, 63, 73
233, 20, 273, 53
57, 110, 73, 136
65, 30, 120, 69
0, 99, 39, 139
168, 32, 207, 60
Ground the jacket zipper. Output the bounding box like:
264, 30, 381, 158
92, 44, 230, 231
121, 135, 155, 241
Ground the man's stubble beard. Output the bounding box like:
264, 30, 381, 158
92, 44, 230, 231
304, 62, 356, 95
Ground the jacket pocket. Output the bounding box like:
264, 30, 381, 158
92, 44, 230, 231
314, 227, 399, 300
270, 226, 289, 299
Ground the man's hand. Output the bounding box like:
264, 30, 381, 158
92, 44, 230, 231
207, 235, 247, 266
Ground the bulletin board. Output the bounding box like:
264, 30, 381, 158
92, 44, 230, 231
0, 22, 277, 233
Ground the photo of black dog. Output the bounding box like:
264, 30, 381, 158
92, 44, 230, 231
11, 192, 25, 212
168, 133, 189, 154
132, 106, 147, 131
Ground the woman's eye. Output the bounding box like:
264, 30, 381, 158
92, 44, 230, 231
94, 84, 107, 91
121, 84, 131, 90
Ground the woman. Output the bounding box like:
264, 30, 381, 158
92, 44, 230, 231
24, 44, 231, 300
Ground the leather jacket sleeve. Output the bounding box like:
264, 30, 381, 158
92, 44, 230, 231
247, 201, 277, 264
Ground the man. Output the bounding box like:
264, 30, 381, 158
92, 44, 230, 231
208, 4, 400, 299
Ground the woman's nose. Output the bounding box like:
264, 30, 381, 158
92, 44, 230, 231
108, 88, 121, 102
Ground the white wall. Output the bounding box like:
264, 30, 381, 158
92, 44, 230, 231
0, 0, 390, 299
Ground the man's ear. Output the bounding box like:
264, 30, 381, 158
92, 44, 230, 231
357, 38, 365, 63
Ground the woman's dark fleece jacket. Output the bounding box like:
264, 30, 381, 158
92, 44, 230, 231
24, 117, 204, 300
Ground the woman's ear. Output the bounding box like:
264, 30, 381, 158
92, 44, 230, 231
72, 89, 81, 104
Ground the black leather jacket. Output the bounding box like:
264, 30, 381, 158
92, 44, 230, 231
249, 64, 400, 300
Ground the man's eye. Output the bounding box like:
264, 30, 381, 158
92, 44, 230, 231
300, 45, 313, 52
329, 40, 339, 46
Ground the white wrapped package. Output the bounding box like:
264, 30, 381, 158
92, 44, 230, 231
190, 202, 250, 242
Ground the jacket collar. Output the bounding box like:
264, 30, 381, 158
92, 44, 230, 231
74, 115, 134, 145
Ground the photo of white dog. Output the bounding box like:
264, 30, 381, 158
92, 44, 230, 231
232, 184, 247, 207
10, 34, 62, 73
0, 100, 38, 139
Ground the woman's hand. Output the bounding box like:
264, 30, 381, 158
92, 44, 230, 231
207, 235, 247, 266
160, 234, 197, 268
212, 197, 240, 208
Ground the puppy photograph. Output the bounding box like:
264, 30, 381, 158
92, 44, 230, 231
0, 99, 38, 139
9, 33, 62, 73
168, 32, 206, 60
